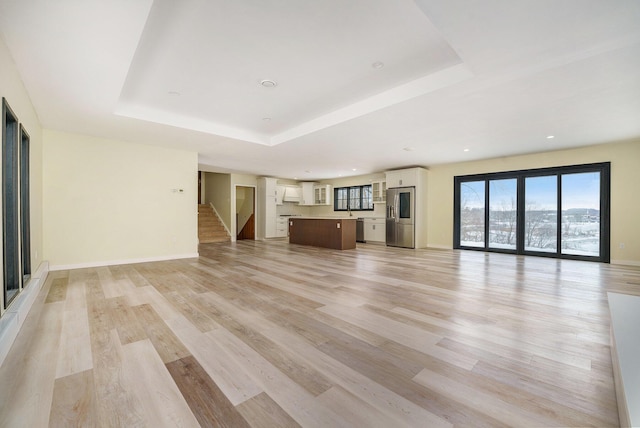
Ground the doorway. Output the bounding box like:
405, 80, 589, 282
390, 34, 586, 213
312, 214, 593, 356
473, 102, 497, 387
236, 186, 255, 240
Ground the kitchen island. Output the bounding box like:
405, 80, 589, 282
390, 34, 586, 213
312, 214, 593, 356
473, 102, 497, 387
288, 217, 356, 250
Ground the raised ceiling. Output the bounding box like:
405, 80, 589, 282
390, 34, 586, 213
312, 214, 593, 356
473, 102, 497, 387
1, 0, 639, 179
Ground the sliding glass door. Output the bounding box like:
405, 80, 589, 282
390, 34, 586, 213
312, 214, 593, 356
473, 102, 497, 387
459, 181, 485, 247
524, 175, 557, 253
454, 163, 610, 262
561, 172, 601, 257
488, 178, 517, 250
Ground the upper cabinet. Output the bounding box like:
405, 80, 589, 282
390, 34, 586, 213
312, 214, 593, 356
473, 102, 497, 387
263, 177, 278, 196
385, 169, 420, 188
276, 185, 285, 205
314, 184, 331, 205
372, 180, 386, 203
299, 182, 316, 205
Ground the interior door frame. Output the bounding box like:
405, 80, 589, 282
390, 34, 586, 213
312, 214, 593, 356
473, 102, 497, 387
233, 184, 256, 241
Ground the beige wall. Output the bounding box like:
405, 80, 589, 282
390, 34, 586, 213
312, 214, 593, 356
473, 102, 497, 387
43, 130, 198, 268
202, 172, 258, 239
236, 186, 254, 234
0, 37, 45, 315
427, 140, 640, 265
204, 172, 231, 230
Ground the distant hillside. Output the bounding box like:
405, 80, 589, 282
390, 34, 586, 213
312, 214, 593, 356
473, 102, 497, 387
564, 208, 600, 216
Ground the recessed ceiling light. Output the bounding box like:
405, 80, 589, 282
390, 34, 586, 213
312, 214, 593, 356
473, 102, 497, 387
547, 135, 555, 139
262, 117, 271, 122
372, 61, 384, 69
463, 148, 470, 152
260, 79, 277, 88
168, 91, 181, 96
352, 168, 357, 171
403, 147, 414, 152
305, 170, 311, 173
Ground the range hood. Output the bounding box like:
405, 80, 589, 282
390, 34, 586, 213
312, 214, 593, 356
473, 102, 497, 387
283, 186, 301, 202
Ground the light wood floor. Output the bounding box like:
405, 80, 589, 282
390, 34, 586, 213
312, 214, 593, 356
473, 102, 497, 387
1, 240, 639, 427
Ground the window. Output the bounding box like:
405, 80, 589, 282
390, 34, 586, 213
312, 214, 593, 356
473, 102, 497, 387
20, 125, 30, 282
459, 180, 485, 247
524, 175, 557, 253
335, 187, 348, 210
334, 185, 374, 211
3, 98, 20, 308
2, 98, 31, 312
454, 162, 610, 262
488, 178, 517, 250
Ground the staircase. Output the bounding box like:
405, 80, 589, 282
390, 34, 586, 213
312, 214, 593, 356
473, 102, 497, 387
198, 204, 230, 243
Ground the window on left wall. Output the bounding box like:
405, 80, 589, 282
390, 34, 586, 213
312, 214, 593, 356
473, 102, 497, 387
2, 98, 30, 310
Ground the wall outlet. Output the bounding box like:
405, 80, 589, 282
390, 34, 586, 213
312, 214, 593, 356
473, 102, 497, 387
619, 243, 625, 249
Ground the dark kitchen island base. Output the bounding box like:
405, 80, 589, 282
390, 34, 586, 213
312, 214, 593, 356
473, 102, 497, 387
288, 217, 357, 250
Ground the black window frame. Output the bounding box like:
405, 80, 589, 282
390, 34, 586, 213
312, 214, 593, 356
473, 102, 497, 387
20, 124, 31, 283
334, 184, 374, 212
454, 162, 610, 263
2, 98, 21, 308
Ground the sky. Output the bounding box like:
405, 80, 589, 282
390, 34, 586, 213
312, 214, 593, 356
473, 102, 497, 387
461, 172, 600, 210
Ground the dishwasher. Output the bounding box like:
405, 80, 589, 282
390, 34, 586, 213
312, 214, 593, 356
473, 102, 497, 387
356, 218, 365, 243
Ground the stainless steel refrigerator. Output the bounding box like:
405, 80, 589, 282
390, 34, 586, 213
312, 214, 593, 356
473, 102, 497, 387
386, 186, 415, 248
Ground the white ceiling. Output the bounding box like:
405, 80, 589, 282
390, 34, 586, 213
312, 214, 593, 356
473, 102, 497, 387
1, 0, 639, 180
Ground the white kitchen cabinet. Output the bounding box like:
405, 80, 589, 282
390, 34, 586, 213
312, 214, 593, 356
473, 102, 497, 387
276, 185, 285, 205
314, 184, 331, 205
263, 177, 277, 196
385, 169, 419, 188
372, 180, 386, 203
276, 217, 288, 237
363, 218, 385, 242
257, 177, 278, 238
299, 182, 316, 205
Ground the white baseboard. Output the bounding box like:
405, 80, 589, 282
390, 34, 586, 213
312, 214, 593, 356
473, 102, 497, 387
50, 253, 200, 271
0, 261, 49, 367
611, 259, 640, 267
426, 244, 454, 250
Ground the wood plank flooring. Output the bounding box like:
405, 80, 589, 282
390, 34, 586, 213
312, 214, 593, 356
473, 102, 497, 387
1, 240, 639, 427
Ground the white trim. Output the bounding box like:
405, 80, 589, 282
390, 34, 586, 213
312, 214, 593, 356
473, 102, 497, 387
233, 184, 257, 242
426, 244, 454, 250
611, 259, 640, 267
0, 261, 49, 367
208, 202, 232, 238
270, 63, 473, 145
49, 253, 199, 271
